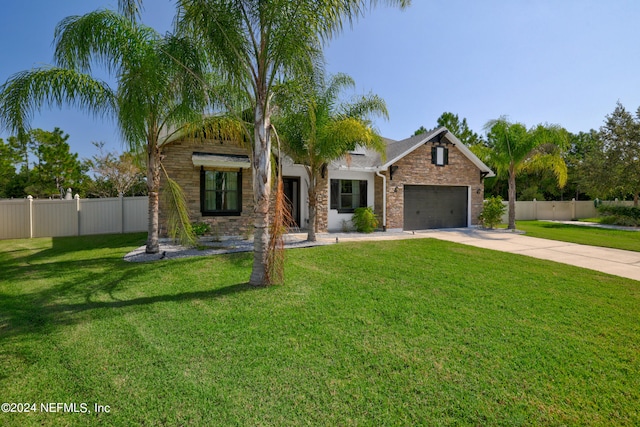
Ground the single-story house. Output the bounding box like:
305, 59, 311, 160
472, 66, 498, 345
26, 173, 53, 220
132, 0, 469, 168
159, 126, 494, 236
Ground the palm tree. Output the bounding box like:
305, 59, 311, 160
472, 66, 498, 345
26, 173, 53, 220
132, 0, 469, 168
0, 9, 209, 253
274, 72, 388, 241
481, 117, 569, 229
171, 0, 410, 285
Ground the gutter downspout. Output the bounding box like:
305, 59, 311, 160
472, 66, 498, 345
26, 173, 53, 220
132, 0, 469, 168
375, 170, 387, 231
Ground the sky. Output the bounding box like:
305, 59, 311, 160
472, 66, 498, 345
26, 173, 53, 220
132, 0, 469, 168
1, 0, 640, 162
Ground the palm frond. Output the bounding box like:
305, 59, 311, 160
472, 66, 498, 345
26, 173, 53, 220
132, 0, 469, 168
314, 0, 411, 40
324, 73, 355, 104
320, 117, 386, 161
0, 67, 115, 135
342, 93, 389, 122
522, 148, 569, 188
160, 163, 196, 247
118, 0, 145, 23
266, 174, 293, 285
54, 10, 158, 75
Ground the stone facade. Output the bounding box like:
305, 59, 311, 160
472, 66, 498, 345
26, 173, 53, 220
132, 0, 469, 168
315, 174, 329, 232
378, 143, 485, 230
159, 138, 255, 237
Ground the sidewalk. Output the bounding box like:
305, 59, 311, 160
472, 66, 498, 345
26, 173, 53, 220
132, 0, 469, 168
358, 228, 640, 282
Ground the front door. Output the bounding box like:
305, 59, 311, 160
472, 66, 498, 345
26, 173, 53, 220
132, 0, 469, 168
282, 177, 301, 229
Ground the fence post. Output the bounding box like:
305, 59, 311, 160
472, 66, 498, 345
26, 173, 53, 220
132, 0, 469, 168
119, 193, 124, 234
75, 194, 81, 236
533, 198, 538, 220
27, 195, 33, 238
571, 198, 576, 220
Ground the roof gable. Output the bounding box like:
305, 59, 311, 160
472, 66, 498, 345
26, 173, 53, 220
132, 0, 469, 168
330, 126, 494, 177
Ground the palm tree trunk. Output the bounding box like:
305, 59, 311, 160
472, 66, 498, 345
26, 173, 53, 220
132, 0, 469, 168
307, 190, 317, 242
145, 137, 161, 254
306, 168, 317, 242
249, 101, 272, 286
507, 164, 517, 230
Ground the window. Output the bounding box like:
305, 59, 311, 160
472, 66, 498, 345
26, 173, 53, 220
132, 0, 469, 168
431, 145, 449, 166
330, 179, 367, 213
200, 168, 242, 216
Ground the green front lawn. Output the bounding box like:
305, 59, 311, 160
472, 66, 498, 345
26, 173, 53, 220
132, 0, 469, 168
516, 220, 640, 252
1, 234, 639, 426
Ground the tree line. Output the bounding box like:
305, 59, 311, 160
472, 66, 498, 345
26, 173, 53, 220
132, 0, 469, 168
0, 129, 146, 199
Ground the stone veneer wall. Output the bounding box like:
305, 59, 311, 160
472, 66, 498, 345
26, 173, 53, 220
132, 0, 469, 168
315, 174, 329, 232
159, 138, 255, 237
383, 144, 485, 230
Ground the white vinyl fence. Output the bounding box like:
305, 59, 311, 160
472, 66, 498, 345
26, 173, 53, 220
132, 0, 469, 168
0, 196, 633, 240
0, 195, 148, 240
499, 199, 634, 223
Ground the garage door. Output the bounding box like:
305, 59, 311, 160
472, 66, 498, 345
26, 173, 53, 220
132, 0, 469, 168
403, 185, 468, 230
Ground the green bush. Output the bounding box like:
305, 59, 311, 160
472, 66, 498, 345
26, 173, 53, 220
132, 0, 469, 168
191, 221, 211, 236
478, 196, 506, 229
352, 207, 378, 233
597, 205, 640, 226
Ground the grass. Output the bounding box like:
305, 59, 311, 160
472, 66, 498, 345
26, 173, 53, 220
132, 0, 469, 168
1, 233, 639, 426
516, 220, 640, 252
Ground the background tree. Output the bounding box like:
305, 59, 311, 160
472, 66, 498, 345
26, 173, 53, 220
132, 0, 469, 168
0, 128, 89, 198
27, 127, 88, 198
7, 134, 31, 171
87, 141, 146, 197
412, 125, 428, 136
0, 9, 209, 252
413, 113, 483, 145
479, 118, 569, 229
173, 0, 410, 286
436, 112, 484, 146
582, 102, 640, 205
564, 129, 601, 200
0, 138, 19, 198
274, 72, 388, 242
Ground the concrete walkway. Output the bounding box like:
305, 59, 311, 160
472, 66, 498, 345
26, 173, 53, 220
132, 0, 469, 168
315, 228, 640, 282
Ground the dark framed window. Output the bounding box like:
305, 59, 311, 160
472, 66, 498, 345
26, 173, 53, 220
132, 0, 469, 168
330, 179, 367, 213
200, 167, 242, 216
431, 145, 449, 166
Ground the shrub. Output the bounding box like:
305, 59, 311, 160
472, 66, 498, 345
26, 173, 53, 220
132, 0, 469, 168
191, 221, 211, 236
478, 196, 506, 229
352, 207, 378, 233
597, 205, 640, 226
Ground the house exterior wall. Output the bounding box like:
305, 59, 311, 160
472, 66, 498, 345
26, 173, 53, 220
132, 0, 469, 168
161, 138, 316, 237
159, 138, 254, 237
382, 144, 484, 230
326, 169, 376, 231
279, 160, 309, 230
160, 136, 487, 236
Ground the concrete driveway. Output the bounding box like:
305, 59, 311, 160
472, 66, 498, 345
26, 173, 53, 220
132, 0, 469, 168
316, 228, 640, 282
